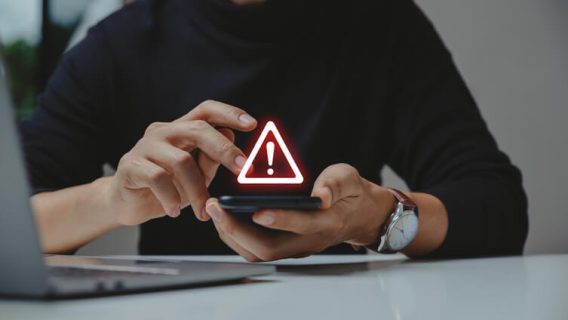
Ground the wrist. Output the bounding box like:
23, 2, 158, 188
367, 185, 398, 246
89, 176, 122, 229
347, 182, 397, 247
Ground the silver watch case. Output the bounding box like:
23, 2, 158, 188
377, 202, 419, 253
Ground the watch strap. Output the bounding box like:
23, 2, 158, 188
386, 188, 417, 210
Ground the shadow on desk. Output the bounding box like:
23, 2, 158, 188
276, 259, 407, 276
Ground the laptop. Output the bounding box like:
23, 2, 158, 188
0, 46, 274, 299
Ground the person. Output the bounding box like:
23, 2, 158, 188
21, 0, 528, 261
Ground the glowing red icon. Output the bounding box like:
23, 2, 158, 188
237, 121, 304, 184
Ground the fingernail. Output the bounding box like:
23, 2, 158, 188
200, 208, 209, 221
238, 114, 255, 125
207, 205, 222, 222
234, 155, 246, 168
254, 213, 275, 226
171, 205, 181, 218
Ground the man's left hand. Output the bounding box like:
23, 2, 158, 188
205, 163, 396, 262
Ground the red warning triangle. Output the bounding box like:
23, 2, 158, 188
237, 121, 304, 184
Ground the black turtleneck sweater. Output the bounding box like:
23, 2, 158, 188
20, 0, 528, 257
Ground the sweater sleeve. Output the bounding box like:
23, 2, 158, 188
19, 26, 116, 194
384, 0, 528, 257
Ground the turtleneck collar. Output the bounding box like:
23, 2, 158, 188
180, 0, 317, 45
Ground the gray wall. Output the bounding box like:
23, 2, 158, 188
79, 0, 568, 256
417, 0, 568, 254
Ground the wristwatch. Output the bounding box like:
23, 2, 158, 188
372, 188, 419, 254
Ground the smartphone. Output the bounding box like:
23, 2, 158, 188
219, 195, 321, 213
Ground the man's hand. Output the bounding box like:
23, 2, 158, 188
205, 163, 396, 262
104, 100, 257, 226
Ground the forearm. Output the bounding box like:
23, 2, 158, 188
31, 177, 119, 254
401, 192, 448, 257
417, 177, 528, 258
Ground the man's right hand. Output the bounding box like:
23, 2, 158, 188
104, 100, 256, 226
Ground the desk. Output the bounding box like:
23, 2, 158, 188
1, 254, 567, 320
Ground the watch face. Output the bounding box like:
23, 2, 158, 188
387, 211, 419, 252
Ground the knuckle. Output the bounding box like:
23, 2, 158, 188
347, 166, 360, 178
145, 122, 164, 135
172, 151, 193, 167
224, 106, 242, 119
175, 122, 194, 136
189, 119, 209, 132
195, 100, 216, 114
217, 140, 236, 156
132, 136, 148, 149
334, 162, 351, 170
118, 153, 133, 166
335, 163, 359, 177
118, 154, 143, 170
200, 99, 216, 108
148, 167, 169, 182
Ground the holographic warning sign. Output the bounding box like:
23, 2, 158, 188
237, 121, 303, 184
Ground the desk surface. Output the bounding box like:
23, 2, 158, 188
1, 254, 567, 320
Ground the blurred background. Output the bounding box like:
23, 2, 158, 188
0, 0, 566, 255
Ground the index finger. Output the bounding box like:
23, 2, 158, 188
156, 121, 247, 174
178, 100, 257, 132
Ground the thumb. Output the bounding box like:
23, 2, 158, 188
311, 185, 333, 209
310, 163, 361, 210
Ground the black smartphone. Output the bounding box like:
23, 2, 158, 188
219, 195, 321, 213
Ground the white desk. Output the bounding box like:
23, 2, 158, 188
1, 254, 567, 320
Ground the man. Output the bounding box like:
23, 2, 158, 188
21, 0, 528, 260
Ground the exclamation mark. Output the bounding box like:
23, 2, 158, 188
266, 141, 274, 176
